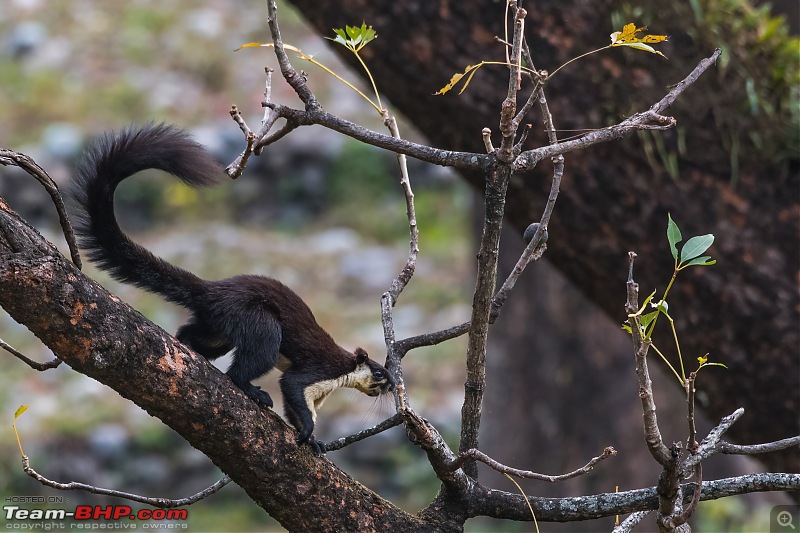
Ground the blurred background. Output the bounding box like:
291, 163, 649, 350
0, 0, 796, 532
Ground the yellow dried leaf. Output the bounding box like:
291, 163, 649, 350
435, 63, 483, 95
611, 23, 667, 44
14, 405, 29, 420
609, 23, 668, 58
235, 42, 268, 51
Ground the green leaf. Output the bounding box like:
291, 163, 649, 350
667, 213, 682, 260
14, 405, 29, 420
682, 255, 716, 267
621, 323, 633, 334
328, 23, 378, 53
697, 361, 728, 373
680, 234, 714, 263
640, 310, 659, 330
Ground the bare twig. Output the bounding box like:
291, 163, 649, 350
257, 118, 301, 148
229, 104, 252, 137
266, 0, 319, 110
22, 455, 230, 508
0, 149, 81, 269
491, 154, 562, 312
265, 103, 489, 171
496, 6, 526, 161
380, 114, 419, 407
324, 413, 404, 452
613, 511, 651, 533
686, 373, 699, 453
1, 337, 61, 371
396, 320, 470, 354
383, 113, 419, 305
381, 293, 409, 409
718, 435, 800, 456
226, 105, 256, 179
482, 127, 494, 153
254, 68, 284, 155
651, 49, 722, 114
447, 446, 616, 482
682, 407, 800, 475
261, 67, 275, 127
514, 49, 723, 171
626, 252, 671, 465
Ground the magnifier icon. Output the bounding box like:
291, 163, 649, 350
778, 511, 796, 529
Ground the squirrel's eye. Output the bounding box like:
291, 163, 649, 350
373, 369, 385, 379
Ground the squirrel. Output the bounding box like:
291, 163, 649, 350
72, 123, 395, 455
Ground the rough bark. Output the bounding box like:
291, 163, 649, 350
0, 198, 443, 532
288, 0, 800, 475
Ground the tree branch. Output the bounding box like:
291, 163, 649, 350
447, 446, 616, 482
0, 203, 429, 532
1, 336, 61, 371
513, 49, 723, 171
266, 104, 489, 171
626, 252, 672, 465
22, 455, 230, 508
266, 0, 319, 111
323, 413, 403, 452
0, 149, 81, 269
470, 473, 800, 522
718, 435, 800, 456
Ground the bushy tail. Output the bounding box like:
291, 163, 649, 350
72, 123, 224, 309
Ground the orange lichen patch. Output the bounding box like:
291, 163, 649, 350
192, 422, 204, 431
69, 300, 85, 325
53, 334, 92, 363
158, 345, 187, 377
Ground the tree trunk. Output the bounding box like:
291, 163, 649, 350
288, 0, 800, 476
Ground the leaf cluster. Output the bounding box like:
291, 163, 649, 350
625, 215, 725, 384
327, 23, 377, 53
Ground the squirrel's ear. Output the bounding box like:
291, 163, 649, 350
354, 347, 368, 364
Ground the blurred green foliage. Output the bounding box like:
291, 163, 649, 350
613, 0, 799, 183
327, 140, 472, 251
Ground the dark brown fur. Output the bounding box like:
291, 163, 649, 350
73, 124, 394, 454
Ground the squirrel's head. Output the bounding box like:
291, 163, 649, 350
351, 347, 395, 396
